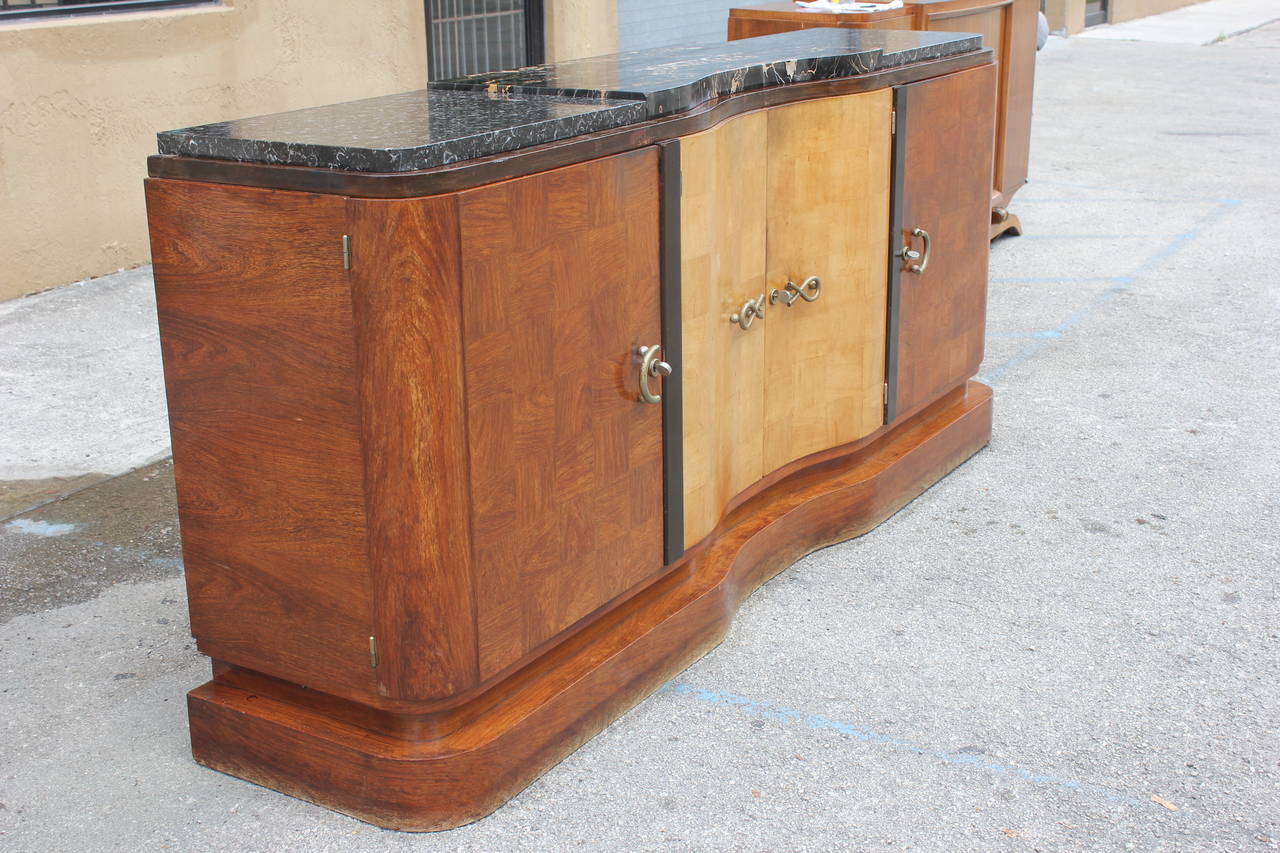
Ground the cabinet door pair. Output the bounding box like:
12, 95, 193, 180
679, 90, 893, 551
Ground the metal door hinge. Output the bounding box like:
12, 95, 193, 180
883, 382, 890, 404
368, 635, 379, 668
342, 235, 352, 270
890, 110, 896, 134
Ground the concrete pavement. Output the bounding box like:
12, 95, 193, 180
1076, 0, 1279, 45
2, 22, 1279, 853
0, 266, 169, 517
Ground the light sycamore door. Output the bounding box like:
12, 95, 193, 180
763, 89, 892, 473
679, 90, 892, 549
679, 110, 769, 550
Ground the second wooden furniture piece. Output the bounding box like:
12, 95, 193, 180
728, 0, 1037, 239
146, 29, 997, 831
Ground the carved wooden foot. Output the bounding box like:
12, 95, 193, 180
990, 208, 1023, 240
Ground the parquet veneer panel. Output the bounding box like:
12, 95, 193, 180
894, 63, 996, 418
457, 148, 666, 679
763, 90, 892, 473
678, 111, 769, 549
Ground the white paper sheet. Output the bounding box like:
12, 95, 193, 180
795, 0, 905, 13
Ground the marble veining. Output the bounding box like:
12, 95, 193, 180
157, 89, 646, 173
441, 28, 981, 117
156, 29, 982, 173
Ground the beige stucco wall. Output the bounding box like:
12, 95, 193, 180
0, 0, 427, 302
1044, 0, 1086, 33
546, 0, 618, 61
1110, 0, 1208, 25
1045, 0, 1208, 33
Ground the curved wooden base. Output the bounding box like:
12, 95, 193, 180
186, 381, 993, 831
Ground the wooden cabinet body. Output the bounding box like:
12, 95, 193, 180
147, 58, 997, 831
149, 152, 668, 705
728, 0, 1037, 238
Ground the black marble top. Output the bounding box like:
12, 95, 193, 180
440, 28, 981, 117
156, 28, 982, 173
157, 89, 645, 173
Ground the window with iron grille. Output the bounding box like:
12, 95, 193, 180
426, 0, 544, 81
0, 0, 215, 21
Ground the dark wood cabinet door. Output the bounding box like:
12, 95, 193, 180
458, 147, 667, 681
888, 63, 996, 421
145, 179, 379, 701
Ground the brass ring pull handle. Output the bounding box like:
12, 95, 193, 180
729, 294, 767, 330
637, 344, 672, 405
904, 227, 931, 275
770, 276, 822, 307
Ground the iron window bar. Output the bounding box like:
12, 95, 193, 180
424, 0, 544, 82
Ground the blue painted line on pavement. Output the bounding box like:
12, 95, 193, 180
987, 330, 1061, 339
990, 276, 1125, 284
1011, 197, 1220, 204
981, 198, 1240, 383
663, 681, 1159, 811
1027, 178, 1239, 203
1015, 233, 1179, 240
982, 283, 1128, 383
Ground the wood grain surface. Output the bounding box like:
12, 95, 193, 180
892, 64, 996, 420
678, 110, 768, 550
457, 148, 667, 680
145, 178, 379, 702
187, 381, 993, 831
763, 90, 892, 473
911, 0, 1037, 214
728, 0, 1035, 229
346, 195, 480, 701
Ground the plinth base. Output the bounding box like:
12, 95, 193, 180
187, 381, 993, 831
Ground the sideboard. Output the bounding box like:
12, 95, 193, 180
728, 0, 1038, 239
146, 29, 996, 831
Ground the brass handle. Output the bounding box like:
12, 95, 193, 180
904, 227, 931, 275
795, 275, 821, 302
637, 344, 671, 405
771, 275, 821, 307
729, 294, 766, 330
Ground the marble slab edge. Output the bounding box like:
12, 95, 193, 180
440, 36, 983, 118
156, 95, 647, 173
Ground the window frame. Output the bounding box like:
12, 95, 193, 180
0, 1, 217, 23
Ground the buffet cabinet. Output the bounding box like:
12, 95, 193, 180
728, 0, 1038, 239
147, 57, 996, 830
